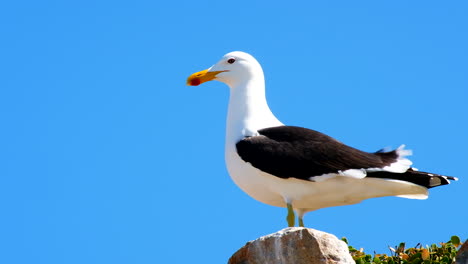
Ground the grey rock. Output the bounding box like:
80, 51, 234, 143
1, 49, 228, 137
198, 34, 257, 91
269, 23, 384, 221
456, 239, 468, 264
228, 227, 354, 264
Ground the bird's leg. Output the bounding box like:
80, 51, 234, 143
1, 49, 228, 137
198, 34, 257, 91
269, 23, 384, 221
286, 203, 295, 227
297, 209, 305, 227
298, 217, 304, 227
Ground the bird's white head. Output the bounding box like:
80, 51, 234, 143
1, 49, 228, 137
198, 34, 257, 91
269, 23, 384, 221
187, 51, 264, 88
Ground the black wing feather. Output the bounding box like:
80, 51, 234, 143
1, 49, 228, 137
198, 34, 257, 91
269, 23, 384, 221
236, 126, 398, 180
367, 169, 457, 188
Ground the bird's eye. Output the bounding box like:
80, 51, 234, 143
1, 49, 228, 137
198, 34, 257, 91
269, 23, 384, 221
227, 58, 236, 64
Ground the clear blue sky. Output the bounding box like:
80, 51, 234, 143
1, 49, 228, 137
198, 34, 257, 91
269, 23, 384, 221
1, 1, 467, 263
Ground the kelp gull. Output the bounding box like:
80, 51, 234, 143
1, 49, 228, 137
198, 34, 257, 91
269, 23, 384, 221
186, 51, 457, 227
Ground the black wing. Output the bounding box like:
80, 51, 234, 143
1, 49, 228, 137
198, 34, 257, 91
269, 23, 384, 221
236, 126, 458, 187
236, 126, 399, 180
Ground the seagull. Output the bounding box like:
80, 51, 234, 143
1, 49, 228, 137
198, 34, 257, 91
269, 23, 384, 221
186, 51, 457, 227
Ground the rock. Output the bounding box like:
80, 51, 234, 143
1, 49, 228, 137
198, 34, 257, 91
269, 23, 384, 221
228, 227, 354, 264
456, 239, 468, 264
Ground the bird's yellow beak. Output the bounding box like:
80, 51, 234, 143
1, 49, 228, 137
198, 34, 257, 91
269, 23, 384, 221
186, 69, 227, 86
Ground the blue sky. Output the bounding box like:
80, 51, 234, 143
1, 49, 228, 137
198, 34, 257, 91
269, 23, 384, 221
1, 1, 467, 263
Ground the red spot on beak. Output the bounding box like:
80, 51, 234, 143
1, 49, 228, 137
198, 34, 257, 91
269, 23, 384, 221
190, 78, 201, 86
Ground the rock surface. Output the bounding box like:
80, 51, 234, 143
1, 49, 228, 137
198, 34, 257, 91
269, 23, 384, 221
228, 227, 354, 264
456, 239, 468, 264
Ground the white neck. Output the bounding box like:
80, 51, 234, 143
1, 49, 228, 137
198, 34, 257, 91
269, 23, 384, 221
225, 76, 283, 145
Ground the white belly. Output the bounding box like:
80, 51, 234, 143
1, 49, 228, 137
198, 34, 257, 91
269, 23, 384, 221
225, 147, 428, 213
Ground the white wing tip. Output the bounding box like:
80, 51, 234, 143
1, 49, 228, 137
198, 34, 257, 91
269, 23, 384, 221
375, 144, 413, 173
397, 144, 412, 157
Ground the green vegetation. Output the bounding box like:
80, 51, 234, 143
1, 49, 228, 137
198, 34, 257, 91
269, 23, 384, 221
342, 236, 463, 264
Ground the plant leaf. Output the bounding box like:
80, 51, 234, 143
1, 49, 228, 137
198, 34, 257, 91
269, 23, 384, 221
421, 248, 430, 260
451, 236, 461, 246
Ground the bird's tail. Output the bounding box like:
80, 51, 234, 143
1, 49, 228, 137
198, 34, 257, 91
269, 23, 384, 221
367, 168, 458, 189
